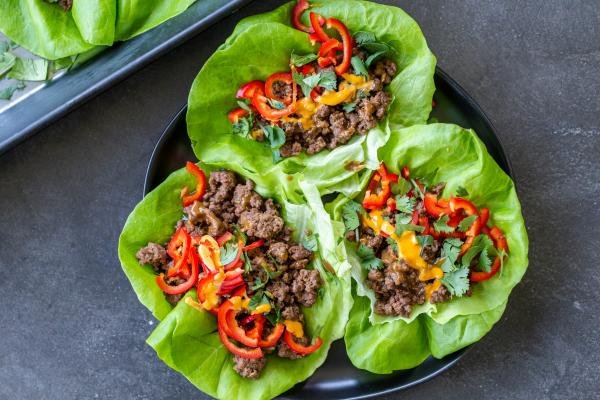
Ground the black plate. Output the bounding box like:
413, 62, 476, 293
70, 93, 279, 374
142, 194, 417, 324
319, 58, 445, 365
0, 0, 252, 155
144, 67, 513, 399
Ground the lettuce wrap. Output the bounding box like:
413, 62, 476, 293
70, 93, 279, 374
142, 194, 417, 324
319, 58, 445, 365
186, 0, 436, 194
118, 164, 352, 399
333, 123, 528, 372
0, 0, 197, 60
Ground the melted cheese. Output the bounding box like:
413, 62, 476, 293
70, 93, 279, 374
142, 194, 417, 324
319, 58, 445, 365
251, 303, 272, 315
363, 211, 444, 300
229, 295, 250, 310
282, 97, 318, 129
284, 320, 305, 338
317, 86, 356, 105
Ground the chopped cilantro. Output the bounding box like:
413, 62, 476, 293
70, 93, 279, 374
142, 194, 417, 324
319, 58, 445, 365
219, 242, 239, 265
317, 70, 337, 90
391, 178, 411, 195
265, 307, 282, 325
441, 267, 470, 297
395, 223, 424, 236
242, 252, 252, 275
342, 201, 363, 231
261, 124, 286, 149
458, 215, 478, 233
433, 215, 455, 233
293, 69, 337, 97
365, 50, 387, 68
232, 115, 253, 138
249, 291, 271, 310
395, 195, 415, 214
440, 238, 463, 272
271, 149, 282, 163
461, 234, 494, 268
267, 98, 286, 110
351, 56, 369, 77
416, 235, 434, 248
395, 212, 412, 225
410, 178, 424, 199
478, 247, 492, 272
456, 186, 469, 197
356, 243, 383, 270
237, 99, 252, 112
290, 51, 318, 66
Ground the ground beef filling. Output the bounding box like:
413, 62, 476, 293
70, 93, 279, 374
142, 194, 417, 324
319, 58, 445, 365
136, 170, 322, 379
45, 0, 72, 10
273, 58, 396, 158
356, 191, 455, 318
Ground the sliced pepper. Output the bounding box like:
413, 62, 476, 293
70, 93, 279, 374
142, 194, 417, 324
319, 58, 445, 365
242, 239, 264, 252
156, 249, 199, 295
325, 18, 353, 75
227, 108, 248, 123
291, 0, 311, 32
224, 307, 259, 347
197, 272, 219, 315
252, 87, 295, 120
167, 226, 190, 260
309, 12, 330, 43
362, 164, 392, 210
182, 162, 207, 206
216, 231, 233, 246
470, 256, 502, 282
218, 324, 263, 360
265, 72, 295, 105
423, 193, 450, 217
283, 330, 322, 355
236, 80, 264, 100
258, 323, 285, 348
223, 238, 244, 270
449, 196, 478, 216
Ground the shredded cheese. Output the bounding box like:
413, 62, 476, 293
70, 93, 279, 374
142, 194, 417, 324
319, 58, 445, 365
251, 303, 272, 315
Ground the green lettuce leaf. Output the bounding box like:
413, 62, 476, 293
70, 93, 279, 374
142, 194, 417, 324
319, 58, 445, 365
115, 0, 196, 41
0, 0, 96, 60
72, 0, 116, 45
341, 123, 528, 371
186, 0, 436, 194
119, 165, 352, 399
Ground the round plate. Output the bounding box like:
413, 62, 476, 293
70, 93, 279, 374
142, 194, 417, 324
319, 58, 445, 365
144, 67, 513, 400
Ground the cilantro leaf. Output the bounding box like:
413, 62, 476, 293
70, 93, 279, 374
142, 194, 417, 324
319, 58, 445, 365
351, 56, 369, 77
232, 115, 252, 137
242, 252, 252, 275
293, 69, 312, 98
290, 51, 318, 66
249, 291, 271, 310
441, 267, 470, 297
342, 201, 363, 231
478, 247, 492, 272
416, 235, 434, 248
395, 195, 415, 214
356, 244, 383, 270
353, 31, 377, 45
261, 124, 286, 149
410, 179, 424, 199
267, 98, 286, 110
458, 215, 478, 233
391, 178, 412, 195
237, 99, 252, 112
461, 234, 494, 268
302, 233, 318, 252
219, 242, 239, 265
433, 215, 455, 233
395, 223, 424, 236
395, 212, 412, 225
342, 102, 357, 113
365, 50, 387, 68
456, 186, 469, 197
317, 70, 337, 91
265, 307, 282, 325
440, 238, 463, 272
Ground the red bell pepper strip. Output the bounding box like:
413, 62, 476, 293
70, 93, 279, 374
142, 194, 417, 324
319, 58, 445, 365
258, 323, 285, 348
418, 216, 430, 235
236, 80, 264, 100
401, 166, 410, 180
386, 197, 396, 212
252, 87, 295, 120
218, 323, 263, 359
309, 12, 330, 43
362, 164, 392, 210
156, 249, 199, 295
167, 226, 191, 261
470, 256, 502, 282
283, 330, 322, 355
326, 18, 353, 75
291, 0, 311, 32
225, 309, 260, 347
182, 162, 207, 206
410, 209, 419, 225
479, 208, 490, 227
227, 108, 248, 123
318, 38, 342, 57
317, 56, 336, 68
246, 315, 265, 340
469, 225, 508, 282
196, 272, 219, 315
489, 226, 508, 251
265, 72, 295, 105
299, 64, 315, 75
216, 232, 233, 246
423, 193, 450, 217
449, 196, 478, 216
218, 276, 245, 295
242, 239, 264, 252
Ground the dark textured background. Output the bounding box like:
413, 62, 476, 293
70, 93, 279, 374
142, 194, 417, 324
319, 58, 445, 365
1, 1, 598, 399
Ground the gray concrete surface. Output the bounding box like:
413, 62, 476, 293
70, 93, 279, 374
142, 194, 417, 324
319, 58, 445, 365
0, 1, 598, 399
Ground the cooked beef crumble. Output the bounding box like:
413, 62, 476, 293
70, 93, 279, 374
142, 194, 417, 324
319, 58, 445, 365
136, 170, 322, 379
45, 0, 72, 10
250, 58, 396, 158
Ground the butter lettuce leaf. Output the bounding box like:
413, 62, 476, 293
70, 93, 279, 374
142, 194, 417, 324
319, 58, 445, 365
186, 0, 436, 194
341, 123, 528, 371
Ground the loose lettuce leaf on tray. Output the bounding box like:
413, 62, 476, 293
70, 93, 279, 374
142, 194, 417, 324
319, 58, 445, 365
0, 0, 97, 60
341, 123, 528, 370
186, 0, 436, 194
118, 165, 352, 400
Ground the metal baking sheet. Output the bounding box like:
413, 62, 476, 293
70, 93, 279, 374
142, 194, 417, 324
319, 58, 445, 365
0, 0, 252, 155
